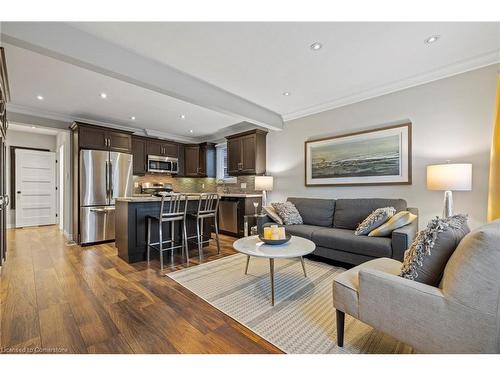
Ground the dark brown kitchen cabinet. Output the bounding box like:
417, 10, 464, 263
184, 143, 215, 177
73, 122, 132, 153
226, 129, 267, 176
131, 136, 147, 175
146, 140, 179, 158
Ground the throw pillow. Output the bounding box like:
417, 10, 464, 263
354, 207, 396, 236
271, 202, 303, 225
368, 211, 417, 237
400, 214, 470, 286
262, 205, 283, 225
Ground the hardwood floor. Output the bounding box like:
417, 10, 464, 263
0, 226, 282, 354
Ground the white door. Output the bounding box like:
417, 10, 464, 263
15, 149, 57, 228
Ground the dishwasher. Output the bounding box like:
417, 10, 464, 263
218, 198, 239, 236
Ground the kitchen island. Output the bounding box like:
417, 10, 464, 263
115, 195, 215, 263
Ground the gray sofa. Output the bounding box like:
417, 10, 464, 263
258, 197, 418, 265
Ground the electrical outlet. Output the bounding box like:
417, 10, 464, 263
240, 182, 247, 189
201, 183, 205, 189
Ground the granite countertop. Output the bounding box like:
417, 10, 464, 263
116, 193, 262, 203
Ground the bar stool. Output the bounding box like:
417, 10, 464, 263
147, 193, 189, 272
187, 193, 220, 261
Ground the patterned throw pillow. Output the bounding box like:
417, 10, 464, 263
271, 202, 303, 225
354, 207, 396, 236
262, 205, 283, 225
368, 211, 417, 237
400, 214, 469, 286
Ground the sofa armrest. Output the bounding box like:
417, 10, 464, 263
358, 269, 496, 353
391, 215, 418, 261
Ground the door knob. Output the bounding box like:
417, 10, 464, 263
17, 191, 21, 194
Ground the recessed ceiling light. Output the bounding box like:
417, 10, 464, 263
310, 42, 323, 51
130, 116, 136, 120
99, 92, 108, 99
189, 129, 193, 134
282, 92, 291, 96
36, 95, 44, 100
180, 114, 186, 119
424, 35, 440, 44
31, 126, 36, 129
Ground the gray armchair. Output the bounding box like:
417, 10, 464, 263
332, 219, 500, 353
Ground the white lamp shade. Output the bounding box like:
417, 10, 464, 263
427, 163, 472, 191
254, 175, 273, 191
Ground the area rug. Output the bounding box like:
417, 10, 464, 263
168, 254, 413, 354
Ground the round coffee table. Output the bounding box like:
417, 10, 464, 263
233, 235, 316, 305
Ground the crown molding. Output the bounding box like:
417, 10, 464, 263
282, 51, 500, 122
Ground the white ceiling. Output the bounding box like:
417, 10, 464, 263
71, 22, 500, 119
2, 43, 243, 140
2, 22, 499, 139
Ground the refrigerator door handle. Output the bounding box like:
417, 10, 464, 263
105, 160, 109, 200
109, 160, 114, 199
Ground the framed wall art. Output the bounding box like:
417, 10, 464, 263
305, 123, 412, 186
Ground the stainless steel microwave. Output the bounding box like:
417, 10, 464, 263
147, 155, 179, 174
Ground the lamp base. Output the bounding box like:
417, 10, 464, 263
443, 190, 453, 218
262, 190, 268, 207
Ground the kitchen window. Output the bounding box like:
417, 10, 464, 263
216, 143, 236, 183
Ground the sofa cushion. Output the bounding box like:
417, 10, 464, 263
354, 207, 396, 235
334, 198, 407, 230
284, 224, 322, 240
400, 214, 470, 286
369, 210, 417, 237
287, 197, 336, 227
312, 227, 393, 258
271, 201, 303, 225
333, 257, 402, 318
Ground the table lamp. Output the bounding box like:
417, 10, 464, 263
427, 163, 472, 218
255, 175, 273, 207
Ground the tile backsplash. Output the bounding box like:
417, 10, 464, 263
133, 174, 260, 195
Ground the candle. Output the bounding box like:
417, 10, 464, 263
271, 225, 279, 240
278, 227, 286, 240
263, 227, 272, 240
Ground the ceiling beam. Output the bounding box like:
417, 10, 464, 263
1, 22, 284, 131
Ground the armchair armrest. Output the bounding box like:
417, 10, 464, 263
358, 268, 495, 353
391, 210, 418, 261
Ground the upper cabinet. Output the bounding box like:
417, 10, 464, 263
73, 122, 132, 153
226, 129, 267, 176
131, 136, 147, 175
146, 140, 179, 158
184, 143, 215, 177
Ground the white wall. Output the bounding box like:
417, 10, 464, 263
56, 131, 72, 239
6, 129, 57, 228
267, 65, 498, 229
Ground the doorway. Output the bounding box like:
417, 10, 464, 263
15, 149, 57, 227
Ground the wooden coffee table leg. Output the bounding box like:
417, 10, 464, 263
270, 258, 275, 306
300, 256, 307, 277
244, 255, 250, 274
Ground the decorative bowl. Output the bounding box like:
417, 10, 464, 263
258, 233, 292, 245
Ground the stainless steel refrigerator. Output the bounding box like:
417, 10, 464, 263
79, 149, 133, 244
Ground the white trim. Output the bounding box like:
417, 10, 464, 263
283, 53, 500, 122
